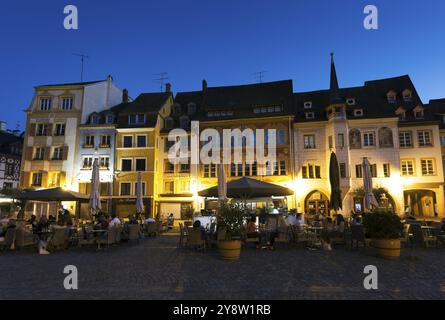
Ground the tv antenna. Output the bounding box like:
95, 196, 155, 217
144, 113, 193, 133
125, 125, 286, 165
253, 71, 268, 83
73, 53, 90, 82
153, 72, 169, 92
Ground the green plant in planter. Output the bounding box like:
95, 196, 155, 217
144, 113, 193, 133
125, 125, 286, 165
363, 209, 403, 239
217, 202, 247, 240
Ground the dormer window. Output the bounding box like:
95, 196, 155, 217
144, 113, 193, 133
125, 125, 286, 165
353, 109, 363, 117
179, 116, 190, 129
91, 115, 100, 125
387, 91, 397, 103
187, 103, 196, 115
106, 114, 114, 124
253, 106, 283, 114
403, 89, 412, 102
304, 101, 312, 109
173, 104, 182, 115
346, 98, 356, 106
128, 114, 146, 125
165, 117, 173, 129
413, 106, 424, 119
305, 112, 315, 120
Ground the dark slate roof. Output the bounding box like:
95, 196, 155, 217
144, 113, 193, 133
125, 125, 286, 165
426, 98, 445, 129
36, 80, 105, 88
0, 130, 23, 155
294, 75, 436, 124
175, 80, 294, 122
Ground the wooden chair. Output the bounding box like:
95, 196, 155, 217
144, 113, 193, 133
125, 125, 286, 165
128, 224, 141, 243
188, 228, 206, 251
410, 224, 438, 248
96, 227, 117, 249
15, 227, 37, 250
145, 222, 158, 237
78, 225, 96, 247
48, 227, 68, 251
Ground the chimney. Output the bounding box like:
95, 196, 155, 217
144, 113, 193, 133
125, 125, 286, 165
0, 121, 6, 132
202, 79, 207, 92
165, 83, 171, 93
122, 89, 129, 103
107, 74, 113, 82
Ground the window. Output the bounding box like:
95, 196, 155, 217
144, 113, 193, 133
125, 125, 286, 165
346, 98, 356, 106
134, 182, 146, 196
180, 163, 190, 173
48, 172, 60, 187
120, 183, 131, 196
121, 159, 132, 172
387, 92, 396, 103
203, 164, 216, 178
441, 136, 445, 147
180, 116, 190, 129
340, 163, 347, 178
123, 136, 133, 148
302, 164, 321, 179
187, 103, 196, 115
39, 98, 51, 110
303, 135, 316, 149
85, 135, 95, 147
353, 109, 363, 117
399, 132, 413, 148
91, 115, 100, 124
363, 132, 375, 147
403, 90, 412, 102
52, 147, 63, 160
230, 163, 236, 177
135, 158, 146, 171
34, 147, 45, 160
36, 124, 48, 136
338, 133, 345, 148
99, 156, 109, 169
421, 159, 435, 176
355, 165, 363, 178
349, 129, 361, 149
61, 97, 73, 110
414, 110, 424, 119
106, 115, 114, 124
304, 101, 312, 109
164, 181, 174, 194
237, 163, 243, 177
82, 157, 93, 169
100, 135, 111, 147
32, 172, 42, 186
5, 164, 14, 176
328, 136, 333, 149
305, 112, 315, 119
136, 135, 146, 148
383, 163, 391, 178
165, 117, 174, 129
254, 106, 282, 114
129, 114, 145, 124
251, 162, 257, 176
54, 123, 65, 136
370, 164, 377, 178
401, 160, 415, 176
378, 127, 394, 148
265, 161, 272, 176
174, 105, 182, 115
418, 131, 432, 147
3, 182, 13, 189
278, 129, 285, 145
279, 160, 286, 175
210, 164, 216, 177
164, 161, 174, 173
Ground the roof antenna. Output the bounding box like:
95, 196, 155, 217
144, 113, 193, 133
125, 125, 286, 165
153, 72, 169, 92
73, 53, 90, 82
253, 71, 267, 83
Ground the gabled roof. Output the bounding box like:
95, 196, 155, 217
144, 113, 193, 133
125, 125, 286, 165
119, 92, 172, 114
35, 80, 105, 88
425, 98, 445, 129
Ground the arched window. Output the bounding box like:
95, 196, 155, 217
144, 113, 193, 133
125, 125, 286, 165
349, 129, 361, 149
379, 127, 393, 148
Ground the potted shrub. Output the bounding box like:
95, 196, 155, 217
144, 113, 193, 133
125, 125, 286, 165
363, 209, 403, 259
216, 202, 246, 261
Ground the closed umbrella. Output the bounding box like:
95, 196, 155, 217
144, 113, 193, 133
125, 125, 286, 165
217, 164, 227, 205
136, 171, 145, 214
363, 157, 379, 211
89, 158, 101, 217
329, 152, 342, 213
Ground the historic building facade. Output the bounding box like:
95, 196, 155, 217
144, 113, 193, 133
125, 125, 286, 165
0, 122, 23, 190
20, 77, 123, 217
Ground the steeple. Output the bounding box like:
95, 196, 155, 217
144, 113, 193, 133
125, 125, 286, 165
329, 52, 343, 104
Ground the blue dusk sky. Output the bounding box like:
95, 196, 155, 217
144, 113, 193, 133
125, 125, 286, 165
0, 0, 444, 130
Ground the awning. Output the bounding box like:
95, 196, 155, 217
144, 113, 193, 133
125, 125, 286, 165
198, 177, 293, 199
15, 187, 90, 202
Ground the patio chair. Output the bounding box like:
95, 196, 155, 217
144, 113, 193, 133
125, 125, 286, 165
243, 229, 260, 248
48, 226, 68, 251
178, 223, 188, 248
78, 225, 96, 247
188, 228, 206, 251
274, 227, 291, 248
0, 228, 16, 251
128, 224, 141, 243
410, 224, 438, 248
96, 227, 117, 249
115, 224, 123, 243
15, 227, 37, 250
350, 225, 366, 249
145, 222, 158, 237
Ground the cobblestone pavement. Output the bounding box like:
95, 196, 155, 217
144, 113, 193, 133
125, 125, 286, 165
0, 231, 444, 300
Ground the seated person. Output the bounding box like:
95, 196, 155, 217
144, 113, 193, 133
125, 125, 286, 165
193, 220, 206, 238
350, 215, 362, 226
128, 215, 138, 225
108, 214, 121, 228
246, 216, 259, 247
334, 214, 345, 233
48, 215, 57, 225
167, 213, 174, 229
144, 214, 156, 224
95, 216, 109, 230
285, 213, 298, 227
295, 213, 305, 232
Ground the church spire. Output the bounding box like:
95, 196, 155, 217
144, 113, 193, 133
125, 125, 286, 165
329, 52, 343, 104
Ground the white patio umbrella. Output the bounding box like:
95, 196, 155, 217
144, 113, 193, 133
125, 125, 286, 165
363, 157, 379, 211
136, 171, 145, 214
217, 163, 227, 204
89, 158, 101, 218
